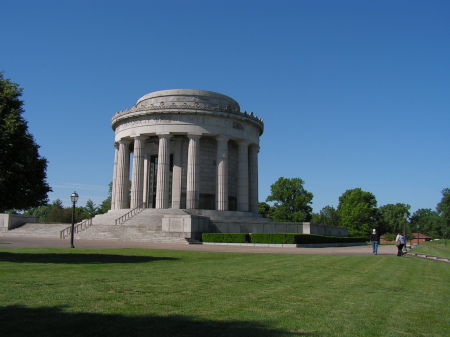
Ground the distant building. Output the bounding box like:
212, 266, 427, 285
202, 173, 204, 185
410, 233, 432, 245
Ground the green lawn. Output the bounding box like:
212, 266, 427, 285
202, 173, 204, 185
409, 241, 450, 259
0, 247, 449, 336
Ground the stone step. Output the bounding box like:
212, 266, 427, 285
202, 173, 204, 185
74, 224, 188, 243
0, 223, 71, 238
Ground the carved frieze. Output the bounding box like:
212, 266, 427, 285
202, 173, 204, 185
113, 101, 263, 124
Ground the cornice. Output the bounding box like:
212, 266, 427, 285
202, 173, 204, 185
112, 101, 264, 132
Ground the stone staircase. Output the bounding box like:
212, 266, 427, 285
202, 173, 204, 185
74, 209, 191, 243
0, 223, 71, 238
0, 209, 194, 243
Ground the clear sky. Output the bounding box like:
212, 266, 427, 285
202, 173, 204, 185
1, 0, 449, 214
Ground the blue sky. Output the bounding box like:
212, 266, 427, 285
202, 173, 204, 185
1, 0, 449, 214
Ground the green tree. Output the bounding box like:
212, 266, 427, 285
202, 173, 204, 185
378, 203, 411, 235
337, 188, 378, 237
46, 199, 66, 222
266, 177, 313, 222
98, 182, 112, 214
383, 233, 396, 242
24, 204, 52, 221
0, 72, 51, 212
310, 213, 320, 223
258, 202, 272, 218
84, 199, 99, 218
315, 205, 340, 226
410, 208, 442, 238
437, 188, 450, 238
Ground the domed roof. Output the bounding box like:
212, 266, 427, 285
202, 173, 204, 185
136, 89, 240, 112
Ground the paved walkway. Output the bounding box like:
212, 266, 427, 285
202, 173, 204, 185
0, 236, 401, 256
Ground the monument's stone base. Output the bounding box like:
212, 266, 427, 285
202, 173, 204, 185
0, 214, 37, 232
162, 214, 210, 241
165, 210, 349, 240
0, 210, 350, 244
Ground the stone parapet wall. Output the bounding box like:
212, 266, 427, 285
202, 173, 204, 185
0, 214, 37, 231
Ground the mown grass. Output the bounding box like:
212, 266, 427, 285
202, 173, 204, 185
409, 241, 450, 259
0, 247, 449, 336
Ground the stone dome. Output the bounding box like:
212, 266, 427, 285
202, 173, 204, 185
136, 89, 241, 112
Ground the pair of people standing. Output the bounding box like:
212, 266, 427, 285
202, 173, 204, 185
395, 232, 407, 256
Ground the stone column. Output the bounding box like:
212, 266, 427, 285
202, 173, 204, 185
155, 134, 172, 209
111, 142, 119, 210
186, 134, 201, 209
142, 153, 149, 208
216, 136, 229, 211
130, 136, 145, 209
237, 141, 249, 212
171, 137, 183, 209
115, 139, 131, 209
249, 144, 259, 213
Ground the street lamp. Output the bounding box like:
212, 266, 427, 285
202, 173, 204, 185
417, 225, 420, 247
70, 191, 79, 248
403, 213, 408, 250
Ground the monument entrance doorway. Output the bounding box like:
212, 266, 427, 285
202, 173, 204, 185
146, 154, 174, 209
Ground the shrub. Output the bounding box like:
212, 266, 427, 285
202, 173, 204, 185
202, 233, 367, 244
202, 233, 249, 243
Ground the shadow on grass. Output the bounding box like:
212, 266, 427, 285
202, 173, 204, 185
1, 305, 315, 336
0, 252, 178, 264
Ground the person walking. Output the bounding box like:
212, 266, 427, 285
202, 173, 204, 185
370, 229, 380, 255
395, 232, 406, 256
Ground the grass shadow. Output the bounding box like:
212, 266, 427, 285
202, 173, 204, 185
1, 305, 315, 336
0, 252, 178, 264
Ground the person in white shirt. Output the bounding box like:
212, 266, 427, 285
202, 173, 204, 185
395, 232, 406, 256
370, 229, 380, 255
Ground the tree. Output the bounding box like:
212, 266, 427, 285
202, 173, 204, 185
25, 199, 85, 223
258, 202, 272, 218
337, 188, 378, 237
24, 203, 51, 221
84, 199, 99, 218
378, 203, 411, 235
0, 72, 51, 212
266, 177, 313, 222
437, 188, 450, 238
315, 205, 340, 226
98, 182, 113, 214
410, 208, 442, 238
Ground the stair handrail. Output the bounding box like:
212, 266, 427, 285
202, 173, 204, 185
115, 202, 147, 225
60, 218, 93, 239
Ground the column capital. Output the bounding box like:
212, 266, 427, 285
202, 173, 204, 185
187, 133, 202, 140
157, 133, 173, 140
118, 138, 131, 145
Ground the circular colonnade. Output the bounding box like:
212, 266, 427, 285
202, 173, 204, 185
110, 89, 264, 213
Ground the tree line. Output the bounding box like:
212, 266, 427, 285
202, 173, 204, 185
24, 196, 111, 223
259, 177, 450, 239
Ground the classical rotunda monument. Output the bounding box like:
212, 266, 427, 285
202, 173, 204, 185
69, 89, 347, 243
111, 89, 263, 213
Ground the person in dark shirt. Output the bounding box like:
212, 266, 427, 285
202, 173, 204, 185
370, 229, 380, 255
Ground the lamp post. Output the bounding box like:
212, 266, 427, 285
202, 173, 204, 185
70, 191, 79, 248
417, 225, 420, 247
403, 213, 408, 250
